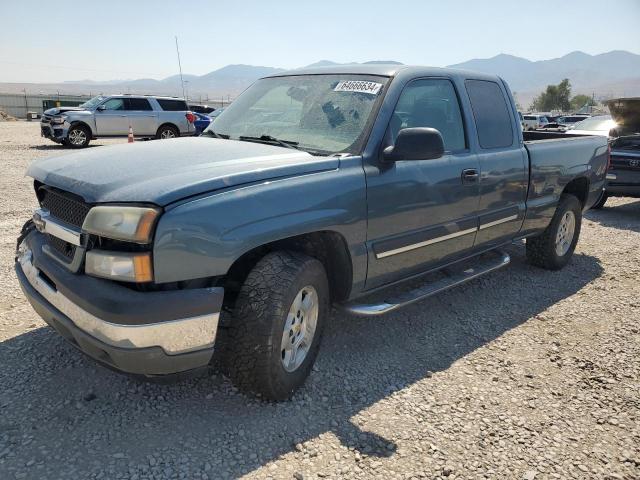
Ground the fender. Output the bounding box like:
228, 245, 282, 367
152, 157, 368, 289
69, 120, 96, 138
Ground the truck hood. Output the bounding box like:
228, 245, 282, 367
27, 137, 339, 206
44, 107, 90, 115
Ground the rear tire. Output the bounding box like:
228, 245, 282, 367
156, 124, 179, 140
66, 125, 90, 148
591, 190, 608, 209
526, 194, 582, 270
219, 251, 329, 401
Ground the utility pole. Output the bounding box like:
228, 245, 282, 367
22, 88, 28, 119
175, 36, 186, 100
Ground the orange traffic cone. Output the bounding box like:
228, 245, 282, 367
128, 126, 134, 143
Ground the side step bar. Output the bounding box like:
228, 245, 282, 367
340, 250, 511, 316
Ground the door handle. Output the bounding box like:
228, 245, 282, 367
461, 169, 479, 184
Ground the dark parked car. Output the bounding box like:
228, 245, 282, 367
189, 104, 216, 114
592, 98, 640, 208
16, 65, 608, 400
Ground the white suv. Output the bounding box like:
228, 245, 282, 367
40, 95, 196, 148
522, 114, 549, 131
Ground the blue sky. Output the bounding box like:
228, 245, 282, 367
1, 0, 639, 82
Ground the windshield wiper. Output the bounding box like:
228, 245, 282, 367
238, 135, 302, 151
201, 130, 229, 139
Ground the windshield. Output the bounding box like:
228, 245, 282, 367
572, 115, 616, 131
205, 74, 389, 155
80, 95, 106, 110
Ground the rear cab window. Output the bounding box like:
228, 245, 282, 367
465, 79, 514, 149
157, 99, 189, 111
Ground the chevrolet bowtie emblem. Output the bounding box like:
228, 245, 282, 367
33, 211, 46, 233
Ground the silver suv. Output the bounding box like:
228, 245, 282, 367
40, 95, 195, 148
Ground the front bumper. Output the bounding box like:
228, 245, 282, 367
40, 122, 67, 143
16, 231, 224, 376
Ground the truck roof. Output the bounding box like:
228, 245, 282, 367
266, 64, 503, 83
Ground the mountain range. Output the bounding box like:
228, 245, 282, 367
1, 51, 638, 108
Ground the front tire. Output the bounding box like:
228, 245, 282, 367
526, 194, 582, 270
66, 125, 90, 148
220, 251, 329, 400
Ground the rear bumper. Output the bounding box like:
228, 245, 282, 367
16, 232, 224, 376
605, 169, 640, 198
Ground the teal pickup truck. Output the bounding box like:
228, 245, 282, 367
16, 65, 608, 400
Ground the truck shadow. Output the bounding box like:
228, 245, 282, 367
0, 246, 603, 479
30, 144, 102, 151
585, 198, 640, 233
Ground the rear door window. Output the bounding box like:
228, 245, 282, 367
126, 98, 153, 111
156, 99, 188, 111
465, 80, 514, 149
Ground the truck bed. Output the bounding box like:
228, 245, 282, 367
523, 130, 608, 179
520, 129, 609, 231
522, 130, 602, 142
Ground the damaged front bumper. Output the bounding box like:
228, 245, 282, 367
15, 231, 224, 377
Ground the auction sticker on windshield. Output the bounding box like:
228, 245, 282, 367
334, 80, 383, 95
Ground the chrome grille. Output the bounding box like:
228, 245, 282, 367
47, 235, 76, 260
35, 185, 89, 267
38, 186, 91, 228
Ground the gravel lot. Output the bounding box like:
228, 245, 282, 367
0, 122, 638, 480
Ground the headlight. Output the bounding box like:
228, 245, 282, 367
52, 115, 67, 124
82, 206, 160, 243
85, 250, 153, 282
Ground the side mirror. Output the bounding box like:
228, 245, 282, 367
96, 105, 106, 111
383, 127, 445, 162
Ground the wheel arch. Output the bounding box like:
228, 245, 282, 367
561, 175, 589, 207
156, 122, 179, 136
223, 230, 353, 306
68, 120, 94, 138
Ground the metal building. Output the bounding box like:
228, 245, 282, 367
0, 93, 92, 119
